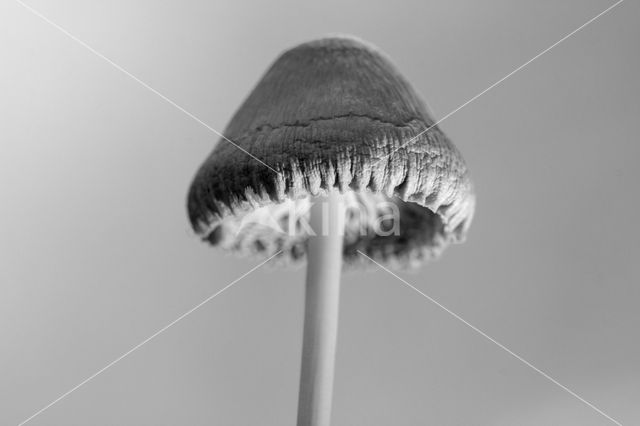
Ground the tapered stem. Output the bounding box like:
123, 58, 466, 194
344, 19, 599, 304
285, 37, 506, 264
297, 191, 345, 426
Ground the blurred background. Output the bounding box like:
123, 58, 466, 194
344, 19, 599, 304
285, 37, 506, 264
1, 0, 638, 425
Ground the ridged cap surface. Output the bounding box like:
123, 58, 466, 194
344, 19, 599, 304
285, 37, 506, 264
187, 36, 475, 267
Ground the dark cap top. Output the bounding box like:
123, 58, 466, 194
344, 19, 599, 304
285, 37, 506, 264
187, 36, 475, 267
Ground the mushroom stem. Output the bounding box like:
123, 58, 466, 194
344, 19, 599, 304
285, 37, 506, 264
297, 190, 345, 426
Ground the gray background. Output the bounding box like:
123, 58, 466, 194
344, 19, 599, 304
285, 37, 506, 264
1, 0, 639, 425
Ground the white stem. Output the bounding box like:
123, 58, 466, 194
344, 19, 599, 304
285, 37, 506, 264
297, 191, 345, 426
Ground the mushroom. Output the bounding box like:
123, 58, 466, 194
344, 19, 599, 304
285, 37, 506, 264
187, 36, 474, 426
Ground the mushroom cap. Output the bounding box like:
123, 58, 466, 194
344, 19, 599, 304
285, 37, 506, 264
187, 36, 475, 267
